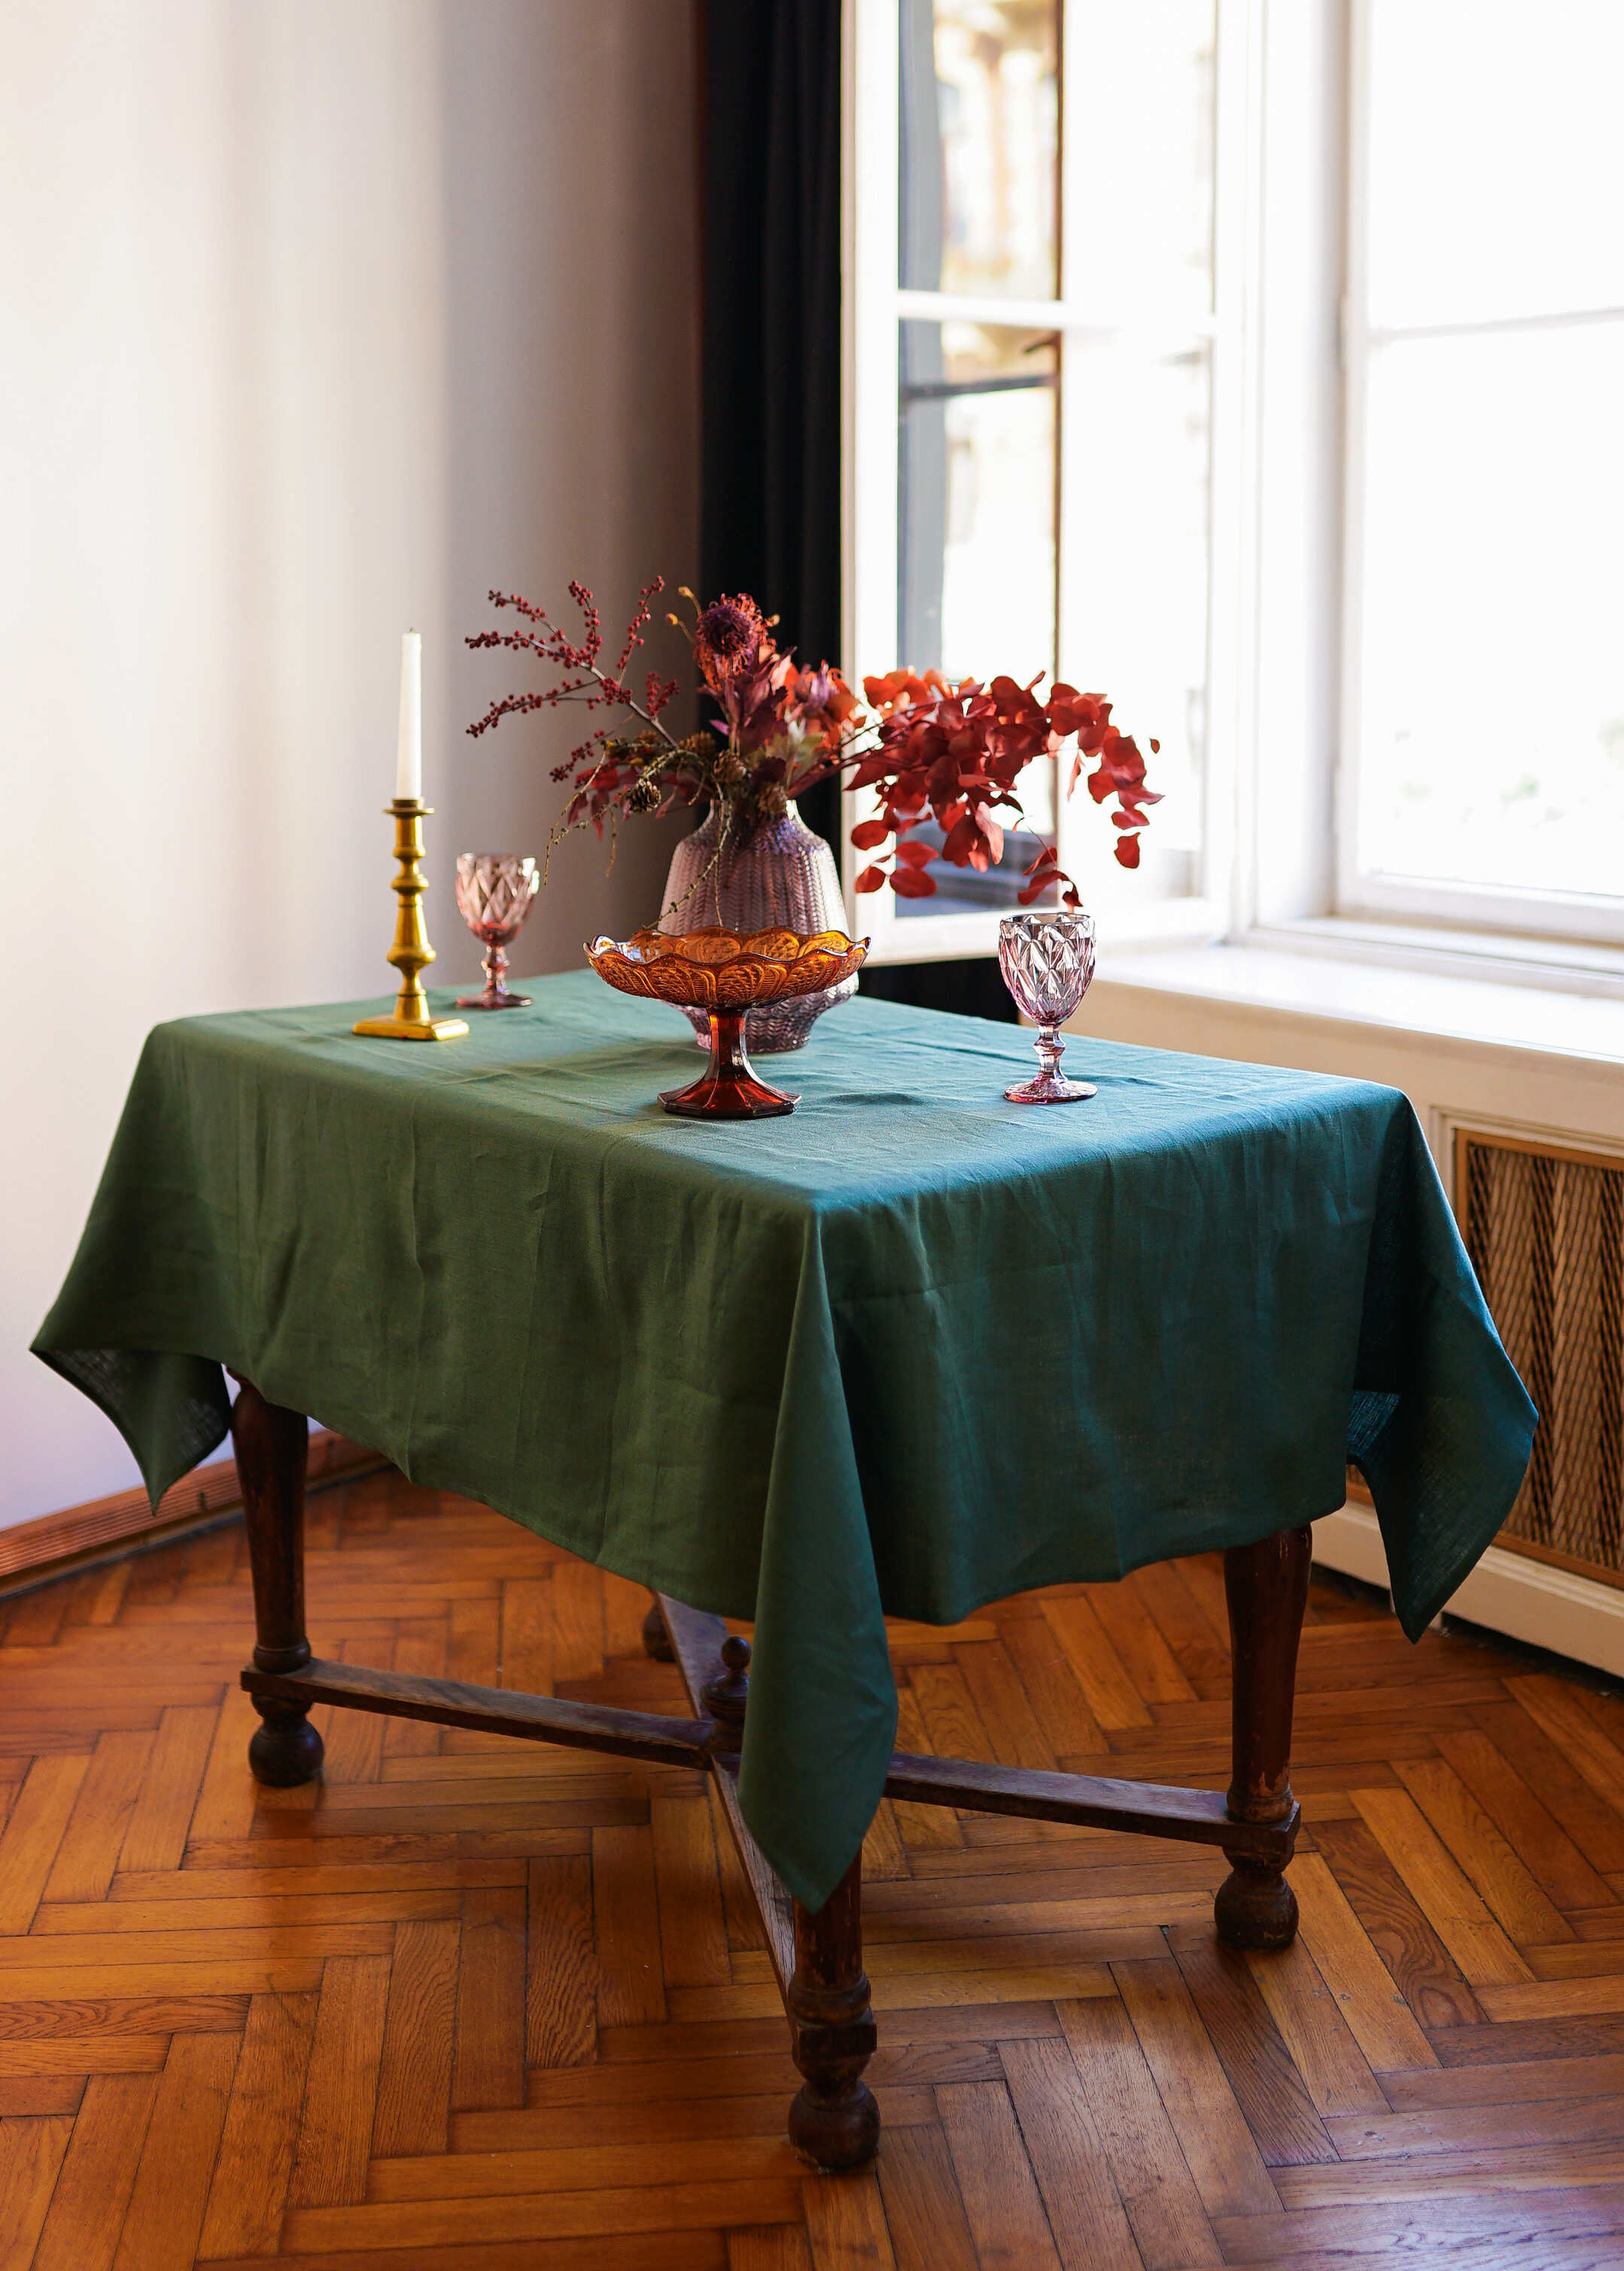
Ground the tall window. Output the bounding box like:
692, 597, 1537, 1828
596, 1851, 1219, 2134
847, 1, 1230, 956
1343, 1, 1624, 939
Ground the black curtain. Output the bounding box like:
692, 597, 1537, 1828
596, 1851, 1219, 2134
701, 0, 842, 851
699, 0, 1013, 1021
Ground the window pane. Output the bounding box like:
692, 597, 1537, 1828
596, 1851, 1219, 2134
900, 0, 1059, 300
1060, 342, 1209, 883
896, 320, 1057, 915
1367, 2, 1624, 328
899, 321, 1057, 684
1357, 324, 1624, 900
1064, 2, 1216, 321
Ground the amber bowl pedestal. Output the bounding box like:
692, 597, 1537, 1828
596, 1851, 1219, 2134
585, 927, 869, 1119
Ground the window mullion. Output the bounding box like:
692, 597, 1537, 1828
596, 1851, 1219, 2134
1335, 0, 1375, 920
898, 285, 1221, 346
1206, 0, 1264, 930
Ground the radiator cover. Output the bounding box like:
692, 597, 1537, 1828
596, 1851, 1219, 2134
1456, 1127, 1624, 1585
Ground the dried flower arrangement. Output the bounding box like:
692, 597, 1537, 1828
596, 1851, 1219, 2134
466, 579, 1158, 907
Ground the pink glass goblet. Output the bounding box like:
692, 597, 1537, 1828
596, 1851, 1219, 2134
455, 853, 539, 1010
997, 910, 1097, 1103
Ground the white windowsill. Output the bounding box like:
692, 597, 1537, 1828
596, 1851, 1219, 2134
1090, 937, 1624, 1073
861, 893, 1225, 968
1254, 916, 1624, 1001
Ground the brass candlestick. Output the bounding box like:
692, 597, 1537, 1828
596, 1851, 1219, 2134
352, 800, 470, 1042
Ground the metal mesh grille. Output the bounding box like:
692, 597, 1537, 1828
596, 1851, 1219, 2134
1458, 1132, 1624, 1574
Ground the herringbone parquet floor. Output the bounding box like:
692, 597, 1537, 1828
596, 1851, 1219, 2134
5, 1471, 1624, 2267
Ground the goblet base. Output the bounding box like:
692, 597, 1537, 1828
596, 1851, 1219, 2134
455, 988, 531, 1010
1005, 1072, 1096, 1106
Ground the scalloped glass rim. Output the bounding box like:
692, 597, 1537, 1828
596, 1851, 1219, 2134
586, 925, 869, 1012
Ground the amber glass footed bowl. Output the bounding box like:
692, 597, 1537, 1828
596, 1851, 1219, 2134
585, 927, 869, 1119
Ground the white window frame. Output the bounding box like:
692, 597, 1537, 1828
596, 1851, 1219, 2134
1334, 0, 1624, 950
841, 0, 1264, 965
847, 2, 1624, 983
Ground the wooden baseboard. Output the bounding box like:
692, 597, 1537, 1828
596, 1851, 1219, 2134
1346, 1466, 1624, 1600
0, 1429, 386, 1599
1467, 1530, 1624, 1597
1315, 1499, 1624, 1682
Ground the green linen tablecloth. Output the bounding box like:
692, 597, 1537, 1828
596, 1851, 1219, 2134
36, 971, 1534, 1908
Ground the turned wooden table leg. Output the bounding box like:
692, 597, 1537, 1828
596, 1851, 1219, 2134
787, 1855, 879, 2171
1215, 1523, 1312, 1950
641, 1594, 675, 1662
230, 1376, 324, 1787
680, 1618, 879, 2171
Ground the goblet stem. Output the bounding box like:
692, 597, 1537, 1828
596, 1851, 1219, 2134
457, 929, 531, 1010
1002, 1010, 1096, 1104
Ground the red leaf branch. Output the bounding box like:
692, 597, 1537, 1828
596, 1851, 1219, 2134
844, 672, 1161, 904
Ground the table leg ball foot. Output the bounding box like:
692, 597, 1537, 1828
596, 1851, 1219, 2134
789, 2080, 880, 2172
1215, 1859, 1298, 1950
248, 1702, 324, 1787
640, 1601, 675, 1662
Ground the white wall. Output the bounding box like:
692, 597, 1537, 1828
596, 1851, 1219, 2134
0, 0, 699, 1527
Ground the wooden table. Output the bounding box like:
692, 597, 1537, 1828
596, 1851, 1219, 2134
231, 1377, 1310, 2172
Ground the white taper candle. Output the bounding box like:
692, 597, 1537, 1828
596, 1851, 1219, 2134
395, 631, 422, 802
